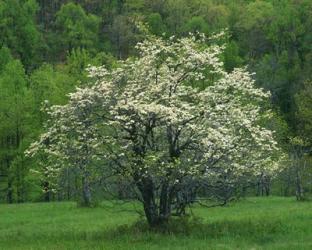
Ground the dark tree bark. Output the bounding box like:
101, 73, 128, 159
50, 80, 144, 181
43, 180, 51, 202
6, 179, 13, 203
136, 177, 175, 227
82, 175, 92, 206
6, 157, 13, 203
295, 163, 304, 201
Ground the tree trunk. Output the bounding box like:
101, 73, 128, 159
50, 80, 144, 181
143, 197, 159, 227
295, 166, 304, 201
6, 157, 13, 203
7, 178, 13, 203
140, 180, 174, 227
82, 176, 92, 206
42, 168, 51, 202
138, 178, 158, 226
159, 182, 171, 221
43, 181, 50, 202
292, 150, 305, 201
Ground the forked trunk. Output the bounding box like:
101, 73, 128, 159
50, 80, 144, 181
139, 179, 172, 227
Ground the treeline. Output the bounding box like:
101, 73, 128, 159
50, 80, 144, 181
0, 0, 311, 203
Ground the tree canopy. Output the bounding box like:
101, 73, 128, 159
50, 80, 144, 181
28, 34, 282, 226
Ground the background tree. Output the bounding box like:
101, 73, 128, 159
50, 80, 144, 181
295, 80, 312, 143
55, 2, 100, 58
0, 0, 40, 71
0, 53, 34, 203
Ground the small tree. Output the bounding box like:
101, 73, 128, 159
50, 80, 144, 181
27, 87, 104, 206
28, 33, 281, 226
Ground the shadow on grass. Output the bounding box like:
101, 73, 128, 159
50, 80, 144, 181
104, 216, 287, 244
1, 216, 287, 247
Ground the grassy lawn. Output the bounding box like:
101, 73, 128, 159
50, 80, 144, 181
0, 197, 312, 250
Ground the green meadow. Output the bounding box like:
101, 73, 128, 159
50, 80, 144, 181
1, 197, 311, 250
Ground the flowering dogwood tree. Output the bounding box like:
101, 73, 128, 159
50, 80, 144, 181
28, 33, 281, 226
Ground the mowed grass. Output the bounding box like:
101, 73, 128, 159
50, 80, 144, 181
0, 197, 312, 250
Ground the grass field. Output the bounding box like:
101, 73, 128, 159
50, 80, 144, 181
0, 197, 312, 250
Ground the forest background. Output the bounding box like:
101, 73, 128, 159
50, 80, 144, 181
1, 0, 312, 204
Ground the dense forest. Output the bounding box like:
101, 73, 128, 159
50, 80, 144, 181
0, 0, 312, 204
